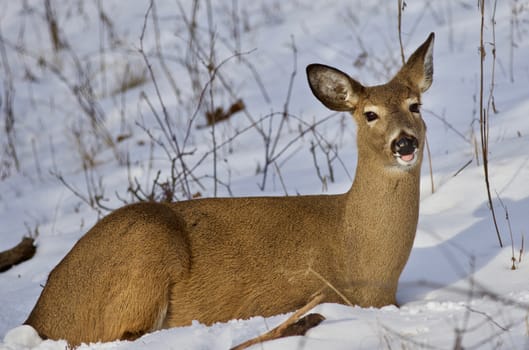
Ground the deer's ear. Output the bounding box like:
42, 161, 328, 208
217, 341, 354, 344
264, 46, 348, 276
396, 32, 434, 93
306, 64, 364, 111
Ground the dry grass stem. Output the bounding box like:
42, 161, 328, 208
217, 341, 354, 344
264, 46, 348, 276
307, 267, 353, 306
478, 0, 503, 247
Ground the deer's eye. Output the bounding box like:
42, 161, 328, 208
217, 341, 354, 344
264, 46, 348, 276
364, 111, 379, 122
409, 103, 421, 113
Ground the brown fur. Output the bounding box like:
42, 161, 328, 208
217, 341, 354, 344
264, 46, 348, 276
25, 33, 435, 346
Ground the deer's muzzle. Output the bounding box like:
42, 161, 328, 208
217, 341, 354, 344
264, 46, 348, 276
391, 134, 419, 166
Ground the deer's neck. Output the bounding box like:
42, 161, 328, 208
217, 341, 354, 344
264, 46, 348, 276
342, 154, 421, 278
346, 154, 421, 237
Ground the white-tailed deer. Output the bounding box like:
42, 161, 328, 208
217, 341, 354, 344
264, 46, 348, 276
24, 33, 434, 346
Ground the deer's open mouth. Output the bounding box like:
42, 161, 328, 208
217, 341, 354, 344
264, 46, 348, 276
394, 149, 418, 166
391, 134, 419, 167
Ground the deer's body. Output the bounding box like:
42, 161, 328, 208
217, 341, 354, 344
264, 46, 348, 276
25, 33, 434, 346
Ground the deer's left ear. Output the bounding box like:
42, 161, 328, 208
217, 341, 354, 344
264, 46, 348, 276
396, 32, 434, 93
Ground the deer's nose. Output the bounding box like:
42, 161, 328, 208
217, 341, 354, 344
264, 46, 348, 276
391, 135, 418, 156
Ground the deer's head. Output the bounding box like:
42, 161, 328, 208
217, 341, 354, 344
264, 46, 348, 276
307, 33, 434, 171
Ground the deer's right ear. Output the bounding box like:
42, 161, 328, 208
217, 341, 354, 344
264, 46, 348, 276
306, 64, 363, 112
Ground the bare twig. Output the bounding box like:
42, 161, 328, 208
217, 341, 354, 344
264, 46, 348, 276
307, 267, 353, 306
519, 235, 525, 264
44, 0, 64, 51
453, 159, 473, 178
150, 0, 182, 104
230, 293, 325, 350
273, 161, 289, 196
425, 135, 435, 194
309, 141, 328, 192
51, 167, 110, 216
397, 0, 406, 65
259, 36, 298, 190
496, 192, 517, 269
486, 0, 499, 116
408, 279, 529, 311
0, 26, 20, 172
465, 306, 509, 332
454, 257, 476, 349
478, 0, 503, 247
423, 108, 470, 143
508, 2, 522, 83
140, 1, 192, 198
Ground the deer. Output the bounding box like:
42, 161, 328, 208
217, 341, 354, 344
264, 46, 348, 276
23, 33, 434, 347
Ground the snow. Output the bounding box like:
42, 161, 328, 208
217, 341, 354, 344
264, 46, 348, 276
1, 0, 529, 349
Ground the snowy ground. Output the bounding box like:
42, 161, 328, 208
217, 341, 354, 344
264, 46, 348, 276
1, 0, 529, 349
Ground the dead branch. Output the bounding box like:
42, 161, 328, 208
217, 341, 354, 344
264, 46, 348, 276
199, 99, 245, 128
0, 237, 36, 272
230, 293, 326, 350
